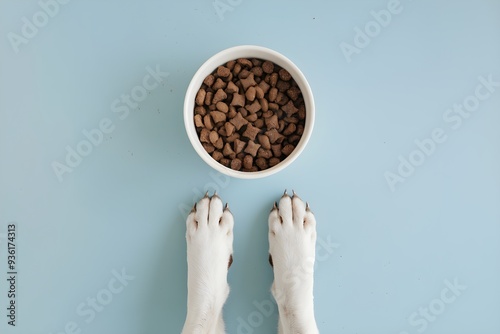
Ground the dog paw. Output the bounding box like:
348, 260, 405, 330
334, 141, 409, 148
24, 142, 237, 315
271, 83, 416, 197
185, 193, 233, 299
268, 191, 317, 303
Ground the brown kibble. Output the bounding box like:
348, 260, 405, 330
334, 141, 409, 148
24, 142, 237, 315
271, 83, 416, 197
288, 135, 301, 144
283, 123, 296, 136
194, 114, 204, 127
254, 86, 265, 99
225, 122, 235, 136
255, 158, 268, 170
276, 80, 291, 92
217, 66, 231, 78
237, 58, 253, 68
212, 78, 226, 90
212, 151, 223, 162
226, 81, 239, 94
269, 157, 280, 167
278, 119, 286, 132
265, 128, 284, 144
233, 138, 246, 154
238, 107, 248, 117
210, 111, 226, 123
224, 72, 233, 82
258, 80, 270, 94
202, 143, 215, 154
246, 100, 261, 113
275, 92, 289, 106
199, 128, 210, 143
233, 63, 242, 76
196, 89, 206, 106
251, 58, 262, 66
218, 127, 227, 137
296, 124, 304, 135
230, 158, 242, 171
270, 73, 278, 87
228, 106, 237, 119
238, 107, 248, 118
204, 114, 214, 130
214, 137, 224, 149
262, 61, 274, 74
298, 105, 306, 120
282, 144, 295, 156
278, 68, 292, 81
244, 166, 259, 172
223, 143, 236, 158
242, 124, 261, 141
243, 155, 253, 169
229, 112, 248, 130
209, 130, 219, 144
203, 75, 215, 87
259, 98, 268, 112
250, 66, 263, 77
254, 119, 264, 128
246, 86, 256, 101
194, 106, 206, 116
268, 102, 279, 111
282, 100, 298, 116
244, 140, 261, 157
194, 106, 207, 116
216, 102, 229, 113
212, 89, 227, 104
286, 86, 301, 101
284, 116, 299, 124
240, 73, 257, 91
204, 91, 213, 105
271, 144, 282, 157
226, 133, 240, 143
246, 113, 258, 122
262, 110, 273, 118
196, 58, 306, 172
265, 114, 279, 130
258, 134, 271, 150
230, 93, 245, 107
238, 69, 251, 79
226, 60, 236, 70
257, 148, 273, 159
268, 87, 278, 102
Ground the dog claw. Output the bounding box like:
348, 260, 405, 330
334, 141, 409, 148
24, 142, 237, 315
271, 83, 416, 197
306, 202, 311, 211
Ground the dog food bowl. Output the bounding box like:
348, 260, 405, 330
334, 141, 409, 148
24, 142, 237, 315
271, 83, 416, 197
184, 45, 315, 179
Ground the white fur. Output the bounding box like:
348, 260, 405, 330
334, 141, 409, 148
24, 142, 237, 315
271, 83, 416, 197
182, 192, 318, 334
269, 192, 319, 334
182, 194, 233, 334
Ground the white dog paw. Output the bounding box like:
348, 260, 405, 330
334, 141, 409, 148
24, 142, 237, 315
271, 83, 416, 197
185, 193, 234, 303
268, 191, 317, 304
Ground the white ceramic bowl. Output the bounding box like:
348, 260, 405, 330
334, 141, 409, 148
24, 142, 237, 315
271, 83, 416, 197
184, 45, 315, 179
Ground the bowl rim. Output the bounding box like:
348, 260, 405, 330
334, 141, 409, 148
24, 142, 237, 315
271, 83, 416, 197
183, 45, 315, 179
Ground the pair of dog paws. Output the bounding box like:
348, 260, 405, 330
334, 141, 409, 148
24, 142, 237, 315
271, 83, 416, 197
185, 191, 316, 298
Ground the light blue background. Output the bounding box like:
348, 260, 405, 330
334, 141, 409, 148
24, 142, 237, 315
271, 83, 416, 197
1, 0, 499, 333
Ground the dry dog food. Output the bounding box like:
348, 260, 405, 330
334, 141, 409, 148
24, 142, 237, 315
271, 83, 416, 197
194, 58, 306, 172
